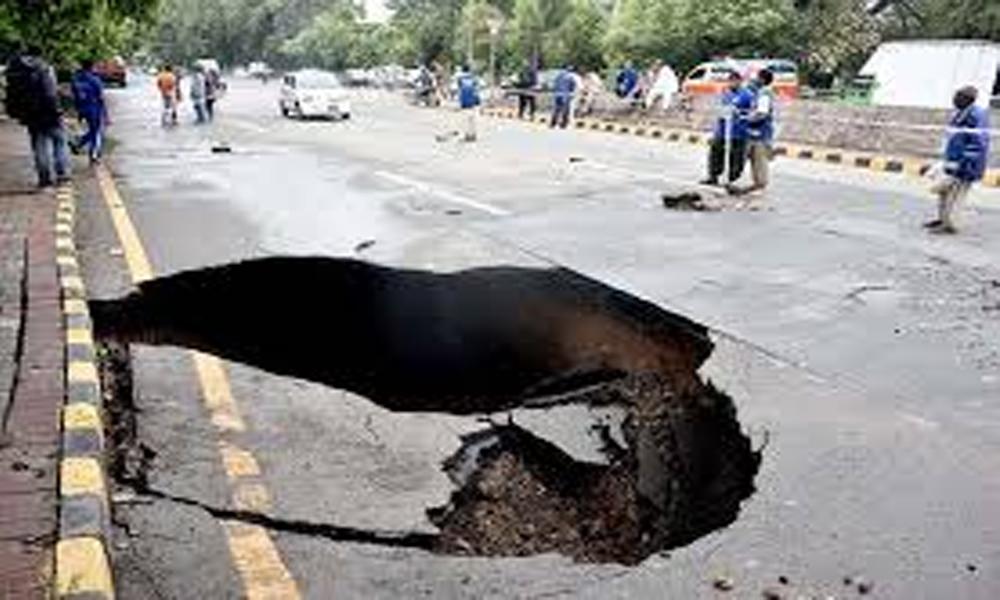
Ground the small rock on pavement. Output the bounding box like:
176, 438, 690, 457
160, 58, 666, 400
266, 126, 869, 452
712, 577, 735, 592
761, 587, 784, 600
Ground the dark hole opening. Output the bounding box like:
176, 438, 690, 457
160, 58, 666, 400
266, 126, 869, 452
91, 256, 760, 564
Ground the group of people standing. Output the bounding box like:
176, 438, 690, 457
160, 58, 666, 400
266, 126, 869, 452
4, 47, 108, 188
702, 68, 776, 196
155, 63, 222, 127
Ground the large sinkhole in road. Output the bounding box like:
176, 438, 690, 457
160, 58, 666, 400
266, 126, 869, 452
91, 257, 760, 565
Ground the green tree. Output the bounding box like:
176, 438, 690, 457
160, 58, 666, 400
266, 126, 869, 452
1, 0, 159, 66
547, 0, 607, 70
387, 0, 465, 64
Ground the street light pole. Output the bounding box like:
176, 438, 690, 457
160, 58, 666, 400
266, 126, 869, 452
487, 18, 502, 87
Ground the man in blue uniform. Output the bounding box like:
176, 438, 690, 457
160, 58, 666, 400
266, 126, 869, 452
926, 86, 991, 234
732, 69, 776, 196
456, 65, 481, 142
701, 71, 754, 188
71, 59, 108, 163
550, 65, 577, 129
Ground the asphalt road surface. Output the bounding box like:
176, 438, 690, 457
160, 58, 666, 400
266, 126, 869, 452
73, 76, 1000, 599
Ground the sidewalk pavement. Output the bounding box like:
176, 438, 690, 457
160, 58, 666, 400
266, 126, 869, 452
0, 119, 65, 597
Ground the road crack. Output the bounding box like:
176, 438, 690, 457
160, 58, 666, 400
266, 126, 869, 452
122, 482, 437, 551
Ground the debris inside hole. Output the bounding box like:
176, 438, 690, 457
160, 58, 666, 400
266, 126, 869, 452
428, 374, 759, 565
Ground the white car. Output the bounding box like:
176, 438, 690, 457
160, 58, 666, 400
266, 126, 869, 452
279, 70, 351, 120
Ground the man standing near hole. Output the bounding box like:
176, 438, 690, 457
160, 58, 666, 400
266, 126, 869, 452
925, 86, 990, 235
732, 69, 775, 196
701, 71, 754, 189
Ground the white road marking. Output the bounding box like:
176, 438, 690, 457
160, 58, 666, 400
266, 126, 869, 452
226, 119, 270, 135
374, 170, 511, 216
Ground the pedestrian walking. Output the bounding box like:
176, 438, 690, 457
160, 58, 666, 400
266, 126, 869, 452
516, 62, 538, 120
456, 65, 481, 142
156, 64, 180, 126
189, 65, 208, 124
4, 46, 71, 188
70, 58, 108, 164
205, 68, 221, 121
550, 65, 576, 129
732, 69, 776, 196
925, 85, 991, 235
701, 71, 754, 188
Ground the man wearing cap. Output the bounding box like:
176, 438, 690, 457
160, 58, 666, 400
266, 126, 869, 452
926, 86, 991, 234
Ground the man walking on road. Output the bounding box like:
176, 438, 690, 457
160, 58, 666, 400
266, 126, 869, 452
701, 71, 754, 188
156, 65, 180, 126
550, 65, 576, 129
732, 69, 776, 196
925, 85, 991, 234
456, 65, 481, 142
189, 65, 208, 124
4, 46, 71, 188
71, 59, 108, 164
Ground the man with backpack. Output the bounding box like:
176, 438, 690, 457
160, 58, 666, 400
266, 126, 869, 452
71, 58, 108, 164
4, 46, 71, 188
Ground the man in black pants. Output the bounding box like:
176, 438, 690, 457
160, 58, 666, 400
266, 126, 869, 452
702, 71, 754, 188
516, 63, 538, 120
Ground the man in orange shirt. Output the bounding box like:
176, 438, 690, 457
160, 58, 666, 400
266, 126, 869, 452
156, 65, 181, 126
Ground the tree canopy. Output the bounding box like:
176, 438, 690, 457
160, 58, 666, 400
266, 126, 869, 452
3, 0, 996, 77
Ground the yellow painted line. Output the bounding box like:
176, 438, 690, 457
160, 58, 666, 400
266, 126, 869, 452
68, 361, 99, 384
192, 351, 247, 432
96, 165, 153, 284
233, 481, 272, 512
61, 457, 106, 497
225, 523, 301, 600
56, 222, 73, 235
64, 403, 102, 431
64, 298, 88, 315
869, 156, 889, 171
57, 254, 79, 268
220, 442, 262, 479
56, 237, 75, 252
67, 327, 95, 346
95, 164, 300, 599
56, 537, 114, 598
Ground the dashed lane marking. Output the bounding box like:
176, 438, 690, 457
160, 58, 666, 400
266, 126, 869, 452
94, 164, 302, 600
374, 169, 511, 216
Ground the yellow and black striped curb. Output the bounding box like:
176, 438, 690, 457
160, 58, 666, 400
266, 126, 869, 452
481, 106, 1000, 189
54, 185, 116, 600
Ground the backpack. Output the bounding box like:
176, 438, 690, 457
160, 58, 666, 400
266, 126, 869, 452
4, 56, 46, 122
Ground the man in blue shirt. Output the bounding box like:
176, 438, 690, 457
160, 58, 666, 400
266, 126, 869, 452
701, 71, 754, 187
71, 59, 107, 163
616, 62, 639, 100
456, 65, 481, 142
926, 85, 991, 234
550, 65, 576, 129
732, 69, 776, 196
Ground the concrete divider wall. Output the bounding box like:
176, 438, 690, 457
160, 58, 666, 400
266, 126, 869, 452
490, 91, 999, 167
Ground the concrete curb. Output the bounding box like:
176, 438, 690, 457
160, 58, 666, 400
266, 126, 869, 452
482, 107, 1000, 189
53, 185, 116, 600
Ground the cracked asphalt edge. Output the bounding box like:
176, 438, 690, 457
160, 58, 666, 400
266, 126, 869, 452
53, 183, 116, 599
481, 105, 1000, 187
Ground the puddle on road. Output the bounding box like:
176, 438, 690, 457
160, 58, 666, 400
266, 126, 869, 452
91, 256, 760, 564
